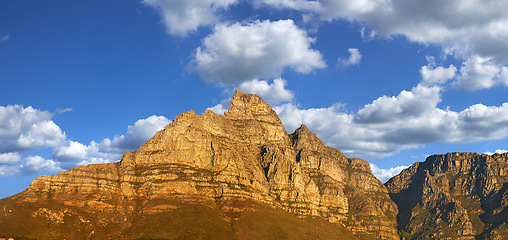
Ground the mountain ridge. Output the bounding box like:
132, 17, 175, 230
1, 90, 508, 239
386, 151, 508, 239
0, 90, 398, 239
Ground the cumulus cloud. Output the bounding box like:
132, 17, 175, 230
453, 55, 508, 91
144, 0, 508, 92
0, 165, 19, 176
1, 155, 63, 176
239, 78, 294, 105
275, 84, 508, 158
142, 0, 238, 37
0, 105, 54, 137
208, 77, 295, 115
254, 0, 320, 11
355, 84, 442, 124
53, 141, 121, 168
190, 19, 326, 85
484, 149, 508, 155
501, 67, 508, 86
259, 0, 508, 90
52, 115, 170, 168
420, 63, 457, 86
0, 105, 65, 153
17, 121, 66, 149
283, 0, 508, 59
20, 156, 62, 173
208, 103, 229, 115
99, 115, 171, 153
370, 163, 409, 183
0, 105, 66, 175
54, 141, 91, 161
0, 152, 21, 165
0, 104, 170, 174
337, 48, 362, 68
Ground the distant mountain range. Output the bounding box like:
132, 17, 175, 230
1, 90, 507, 239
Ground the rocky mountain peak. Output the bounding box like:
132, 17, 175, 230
0, 90, 399, 240
224, 89, 281, 124
5, 90, 508, 240
293, 124, 312, 136
292, 124, 323, 151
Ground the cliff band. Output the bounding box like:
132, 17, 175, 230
0, 90, 398, 239
387, 152, 508, 239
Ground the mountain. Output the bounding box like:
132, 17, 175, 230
386, 152, 508, 240
0, 90, 398, 239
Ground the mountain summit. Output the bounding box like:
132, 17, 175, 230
3, 91, 508, 239
0, 90, 398, 239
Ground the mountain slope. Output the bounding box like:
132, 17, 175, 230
0, 90, 398, 239
386, 152, 508, 240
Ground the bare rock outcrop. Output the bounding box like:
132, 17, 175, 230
0, 90, 398, 239
386, 152, 508, 240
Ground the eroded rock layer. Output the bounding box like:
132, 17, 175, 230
0, 90, 398, 239
386, 152, 508, 240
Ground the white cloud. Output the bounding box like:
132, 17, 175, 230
275, 84, 508, 158
53, 140, 121, 168
190, 19, 326, 85
501, 66, 508, 86
53, 141, 91, 161
0, 103, 174, 176
142, 0, 238, 37
484, 149, 508, 155
56, 108, 73, 114
0, 165, 20, 177
0, 105, 53, 138
208, 103, 229, 115
17, 121, 66, 149
0, 105, 66, 175
99, 115, 170, 153
0, 105, 64, 152
355, 84, 442, 124
0, 152, 21, 165
239, 78, 294, 105
370, 163, 409, 183
209, 77, 296, 114
52, 115, 170, 169
259, 0, 508, 90
20, 156, 62, 173
0, 104, 171, 173
453, 55, 508, 91
455, 103, 508, 141
254, 0, 320, 11
337, 48, 362, 68
325, 1, 508, 61
1, 155, 62, 176
420, 64, 457, 86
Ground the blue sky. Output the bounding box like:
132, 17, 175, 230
1, 0, 508, 198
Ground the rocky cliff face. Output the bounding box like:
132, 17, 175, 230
386, 152, 508, 240
0, 90, 398, 239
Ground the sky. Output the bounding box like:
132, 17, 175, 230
1, 0, 508, 198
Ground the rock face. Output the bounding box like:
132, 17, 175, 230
0, 90, 398, 239
386, 152, 508, 240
